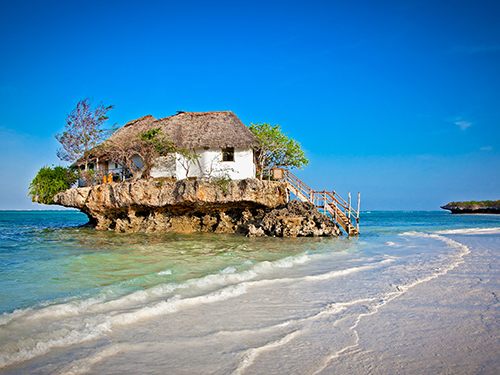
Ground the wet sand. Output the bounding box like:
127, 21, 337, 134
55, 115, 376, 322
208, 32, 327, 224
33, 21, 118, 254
324, 232, 500, 374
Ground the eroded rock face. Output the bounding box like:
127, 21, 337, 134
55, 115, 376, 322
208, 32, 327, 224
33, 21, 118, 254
53, 178, 341, 237
247, 200, 341, 237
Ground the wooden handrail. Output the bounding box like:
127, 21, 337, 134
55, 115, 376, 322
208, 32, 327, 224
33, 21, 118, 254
283, 170, 360, 235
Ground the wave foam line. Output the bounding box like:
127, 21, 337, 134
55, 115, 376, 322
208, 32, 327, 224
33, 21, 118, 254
55, 343, 143, 375
312, 233, 471, 374
1, 254, 311, 328
0, 285, 248, 369
110, 283, 248, 326
437, 227, 500, 235
236, 258, 395, 295
0, 254, 319, 369
0, 255, 392, 370
0, 320, 112, 370
232, 330, 302, 375
303, 258, 394, 282
0, 307, 33, 326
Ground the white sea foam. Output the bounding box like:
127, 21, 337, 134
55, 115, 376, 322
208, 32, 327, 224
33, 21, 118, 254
303, 259, 393, 282
233, 330, 303, 375
1, 253, 311, 330
55, 343, 141, 375
0, 307, 33, 326
220, 266, 237, 274
110, 283, 248, 326
157, 269, 172, 275
437, 227, 500, 235
0, 318, 112, 369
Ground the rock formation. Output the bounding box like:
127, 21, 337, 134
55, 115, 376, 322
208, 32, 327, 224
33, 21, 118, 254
441, 200, 500, 214
53, 178, 342, 237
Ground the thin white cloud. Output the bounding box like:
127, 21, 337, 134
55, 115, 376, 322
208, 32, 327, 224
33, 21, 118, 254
455, 118, 472, 131
480, 146, 493, 151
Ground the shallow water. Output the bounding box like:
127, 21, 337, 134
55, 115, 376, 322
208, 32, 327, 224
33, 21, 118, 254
1, 210, 499, 374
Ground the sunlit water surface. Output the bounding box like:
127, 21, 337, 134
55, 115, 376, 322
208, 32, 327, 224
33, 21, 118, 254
1, 210, 499, 374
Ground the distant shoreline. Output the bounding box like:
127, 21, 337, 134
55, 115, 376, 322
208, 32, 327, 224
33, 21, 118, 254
441, 200, 500, 214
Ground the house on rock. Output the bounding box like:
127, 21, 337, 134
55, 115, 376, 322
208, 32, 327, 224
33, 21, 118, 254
66, 110, 361, 236
74, 111, 258, 183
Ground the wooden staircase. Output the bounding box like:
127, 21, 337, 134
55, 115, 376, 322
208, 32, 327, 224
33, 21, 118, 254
281, 170, 360, 235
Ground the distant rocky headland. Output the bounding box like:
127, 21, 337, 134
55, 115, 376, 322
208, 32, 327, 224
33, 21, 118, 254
441, 200, 500, 214
53, 178, 341, 237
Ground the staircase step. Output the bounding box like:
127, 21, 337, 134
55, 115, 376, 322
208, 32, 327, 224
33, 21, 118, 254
285, 174, 359, 236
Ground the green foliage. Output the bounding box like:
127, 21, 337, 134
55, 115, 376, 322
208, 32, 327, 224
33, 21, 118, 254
139, 127, 176, 156
28, 166, 79, 204
449, 200, 500, 207
212, 174, 232, 194
248, 122, 309, 180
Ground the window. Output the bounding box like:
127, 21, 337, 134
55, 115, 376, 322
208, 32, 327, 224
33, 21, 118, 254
222, 147, 234, 162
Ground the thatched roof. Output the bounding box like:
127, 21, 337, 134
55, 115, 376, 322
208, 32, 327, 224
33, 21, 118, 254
110, 111, 257, 149
73, 111, 257, 166
107, 115, 157, 145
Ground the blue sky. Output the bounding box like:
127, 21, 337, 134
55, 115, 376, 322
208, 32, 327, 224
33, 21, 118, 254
1, 0, 499, 210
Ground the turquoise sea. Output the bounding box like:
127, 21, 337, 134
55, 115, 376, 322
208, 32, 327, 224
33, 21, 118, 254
1, 210, 499, 374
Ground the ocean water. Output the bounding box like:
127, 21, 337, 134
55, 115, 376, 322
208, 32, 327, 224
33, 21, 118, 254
1, 210, 499, 374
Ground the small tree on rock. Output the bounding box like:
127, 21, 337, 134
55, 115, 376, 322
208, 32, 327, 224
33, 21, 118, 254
248, 122, 309, 180
28, 166, 79, 204
55, 98, 115, 168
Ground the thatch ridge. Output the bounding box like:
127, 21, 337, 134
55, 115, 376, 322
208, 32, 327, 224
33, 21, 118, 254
108, 115, 157, 144
123, 115, 156, 128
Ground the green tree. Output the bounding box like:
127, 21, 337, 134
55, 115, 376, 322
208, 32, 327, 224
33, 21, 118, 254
248, 122, 309, 180
55, 98, 115, 167
28, 166, 79, 204
140, 127, 176, 156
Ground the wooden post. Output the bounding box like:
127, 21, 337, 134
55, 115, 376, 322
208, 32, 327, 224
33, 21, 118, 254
322, 191, 325, 215
356, 192, 360, 232
334, 201, 337, 225
348, 192, 351, 221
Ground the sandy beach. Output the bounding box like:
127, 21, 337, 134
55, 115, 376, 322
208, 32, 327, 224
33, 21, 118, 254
326, 230, 500, 374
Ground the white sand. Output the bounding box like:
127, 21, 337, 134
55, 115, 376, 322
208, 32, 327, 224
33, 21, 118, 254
322, 232, 500, 374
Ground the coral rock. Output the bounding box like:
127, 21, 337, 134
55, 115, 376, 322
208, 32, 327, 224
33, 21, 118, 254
53, 178, 341, 237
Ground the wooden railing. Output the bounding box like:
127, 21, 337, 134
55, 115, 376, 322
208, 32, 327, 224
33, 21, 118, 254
282, 170, 360, 235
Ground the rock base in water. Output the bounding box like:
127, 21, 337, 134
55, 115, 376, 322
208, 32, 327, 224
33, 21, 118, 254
53, 178, 341, 237
246, 201, 341, 237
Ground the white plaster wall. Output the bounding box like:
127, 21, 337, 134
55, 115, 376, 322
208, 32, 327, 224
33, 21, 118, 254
194, 148, 255, 180
230, 148, 255, 179
151, 155, 177, 178
197, 148, 224, 178
175, 151, 202, 179
150, 148, 255, 180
